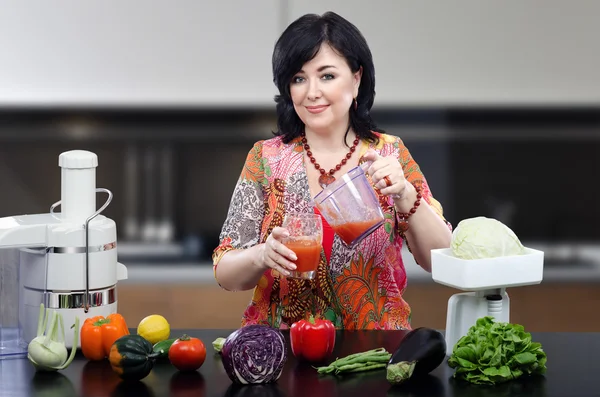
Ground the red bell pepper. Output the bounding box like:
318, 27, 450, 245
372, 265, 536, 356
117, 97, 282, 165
290, 315, 336, 362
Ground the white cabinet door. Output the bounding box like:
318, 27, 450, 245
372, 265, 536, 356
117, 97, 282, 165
0, 1, 281, 108
287, 1, 600, 107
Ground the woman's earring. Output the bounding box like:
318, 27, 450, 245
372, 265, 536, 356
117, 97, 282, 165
353, 98, 358, 111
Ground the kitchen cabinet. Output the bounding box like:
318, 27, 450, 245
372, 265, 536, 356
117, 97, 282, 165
118, 282, 600, 332
286, 1, 600, 107
0, 1, 281, 108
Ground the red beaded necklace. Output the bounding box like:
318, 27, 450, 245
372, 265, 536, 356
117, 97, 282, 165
301, 132, 360, 189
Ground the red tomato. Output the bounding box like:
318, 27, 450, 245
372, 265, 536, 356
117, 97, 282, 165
168, 335, 207, 371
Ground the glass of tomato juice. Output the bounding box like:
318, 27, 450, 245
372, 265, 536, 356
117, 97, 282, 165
282, 213, 323, 280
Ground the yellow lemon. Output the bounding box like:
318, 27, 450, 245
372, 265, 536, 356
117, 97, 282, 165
137, 314, 170, 344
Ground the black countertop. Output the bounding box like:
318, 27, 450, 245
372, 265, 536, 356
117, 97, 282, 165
2, 329, 599, 397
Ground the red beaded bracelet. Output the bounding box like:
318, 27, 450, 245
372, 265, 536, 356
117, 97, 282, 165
396, 183, 422, 234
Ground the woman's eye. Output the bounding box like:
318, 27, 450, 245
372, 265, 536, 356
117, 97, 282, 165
322, 74, 334, 80
292, 76, 305, 84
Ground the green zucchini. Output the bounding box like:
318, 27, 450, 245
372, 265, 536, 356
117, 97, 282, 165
152, 338, 176, 359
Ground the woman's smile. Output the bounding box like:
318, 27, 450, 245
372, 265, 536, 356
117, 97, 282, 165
305, 105, 330, 114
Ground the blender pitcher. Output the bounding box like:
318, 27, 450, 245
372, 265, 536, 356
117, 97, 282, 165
313, 163, 384, 248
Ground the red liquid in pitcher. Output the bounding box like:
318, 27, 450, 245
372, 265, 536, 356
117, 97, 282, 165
332, 218, 382, 246
285, 239, 322, 273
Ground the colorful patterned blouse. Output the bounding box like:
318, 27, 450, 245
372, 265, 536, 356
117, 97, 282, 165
213, 132, 450, 330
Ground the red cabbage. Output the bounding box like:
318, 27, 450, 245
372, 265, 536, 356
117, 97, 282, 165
221, 325, 287, 384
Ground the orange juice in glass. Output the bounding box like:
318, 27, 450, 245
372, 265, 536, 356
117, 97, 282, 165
282, 213, 323, 280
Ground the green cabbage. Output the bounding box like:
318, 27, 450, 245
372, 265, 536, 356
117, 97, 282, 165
450, 216, 525, 260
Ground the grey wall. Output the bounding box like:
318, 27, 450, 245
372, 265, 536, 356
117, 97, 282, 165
0, 1, 598, 107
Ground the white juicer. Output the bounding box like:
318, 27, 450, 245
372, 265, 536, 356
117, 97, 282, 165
430, 247, 544, 356
0, 150, 127, 352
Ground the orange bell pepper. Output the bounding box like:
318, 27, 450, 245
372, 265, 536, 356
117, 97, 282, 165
81, 313, 130, 361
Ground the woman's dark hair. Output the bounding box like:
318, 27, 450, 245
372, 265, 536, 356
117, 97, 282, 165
272, 11, 383, 144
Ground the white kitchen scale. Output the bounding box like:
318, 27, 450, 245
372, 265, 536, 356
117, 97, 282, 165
430, 247, 545, 356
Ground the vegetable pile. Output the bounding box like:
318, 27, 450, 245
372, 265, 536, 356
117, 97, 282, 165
214, 324, 448, 387
26, 307, 209, 382
220, 324, 287, 384
106, 332, 206, 381
447, 316, 547, 385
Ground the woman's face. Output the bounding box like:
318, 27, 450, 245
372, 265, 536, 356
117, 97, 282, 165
290, 43, 361, 135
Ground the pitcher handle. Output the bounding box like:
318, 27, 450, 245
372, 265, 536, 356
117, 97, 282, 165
360, 160, 372, 173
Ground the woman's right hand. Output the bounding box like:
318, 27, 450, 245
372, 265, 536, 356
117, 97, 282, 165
256, 227, 298, 276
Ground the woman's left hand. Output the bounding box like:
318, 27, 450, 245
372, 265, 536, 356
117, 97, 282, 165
362, 149, 409, 201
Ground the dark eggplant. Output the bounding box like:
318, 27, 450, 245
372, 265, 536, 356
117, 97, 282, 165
386, 327, 447, 386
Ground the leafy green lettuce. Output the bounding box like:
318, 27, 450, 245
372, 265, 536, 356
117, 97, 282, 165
447, 316, 547, 385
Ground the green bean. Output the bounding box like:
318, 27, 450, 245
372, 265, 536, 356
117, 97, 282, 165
315, 348, 392, 376
334, 347, 388, 362
334, 363, 368, 372
335, 354, 391, 366
317, 366, 336, 375
336, 362, 386, 372
332, 349, 389, 365
344, 363, 387, 373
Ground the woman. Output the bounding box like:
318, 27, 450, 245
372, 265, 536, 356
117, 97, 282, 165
213, 12, 452, 330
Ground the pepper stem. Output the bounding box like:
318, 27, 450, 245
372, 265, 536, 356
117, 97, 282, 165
92, 317, 111, 327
